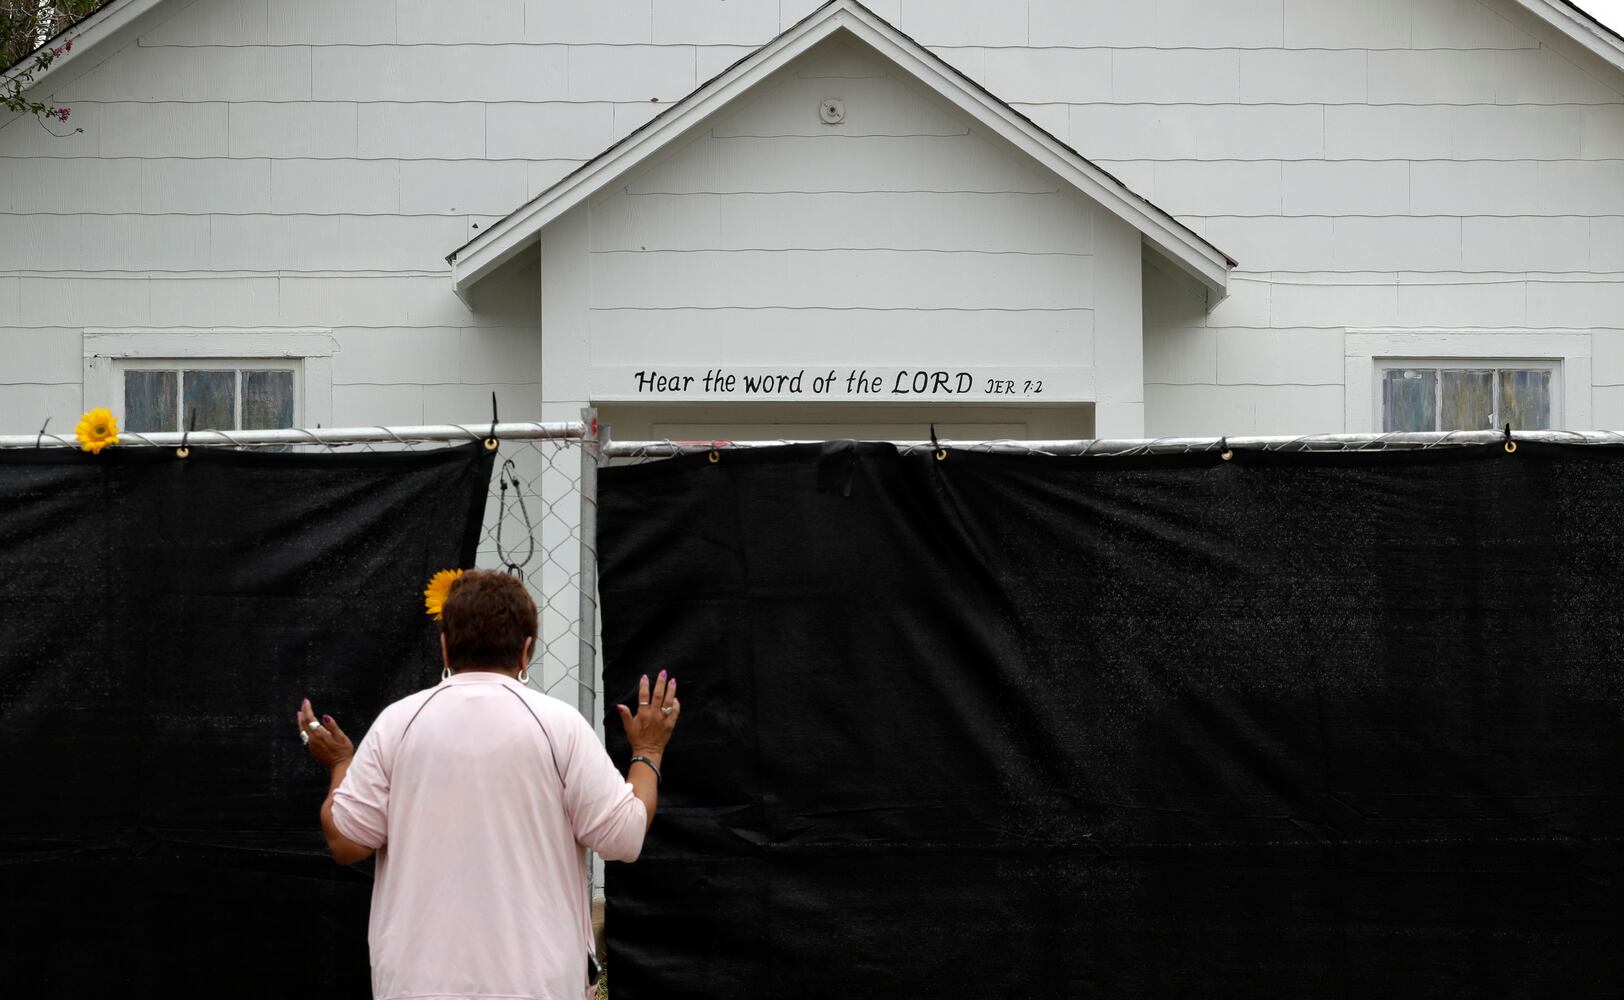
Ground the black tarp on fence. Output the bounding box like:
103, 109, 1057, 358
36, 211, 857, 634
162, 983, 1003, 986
0, 444, 493, 997
598, 441, 1624, 999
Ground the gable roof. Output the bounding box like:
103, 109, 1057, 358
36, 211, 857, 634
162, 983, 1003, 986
448, 0, 1235, 303
24, 0, 1624, 303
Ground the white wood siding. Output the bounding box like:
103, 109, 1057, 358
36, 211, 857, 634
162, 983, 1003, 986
1059, 0, 1624, 435
554, 36, 1115, 425
2, 0, 1624, 437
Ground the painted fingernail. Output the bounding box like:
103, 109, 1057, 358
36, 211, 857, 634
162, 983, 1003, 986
659, 670, 667, 680
323, 715, 333, 724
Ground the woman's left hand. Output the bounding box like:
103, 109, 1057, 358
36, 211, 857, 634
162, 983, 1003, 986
296, 697, 354, 770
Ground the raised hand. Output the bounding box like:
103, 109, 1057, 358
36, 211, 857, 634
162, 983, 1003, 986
616, 670, 680, 756
296, 697, 355, 770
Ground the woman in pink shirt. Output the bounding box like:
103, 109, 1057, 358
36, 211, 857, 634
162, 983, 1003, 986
297, 570, 680, 1000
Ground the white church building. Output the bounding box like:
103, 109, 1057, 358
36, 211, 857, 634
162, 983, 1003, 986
5, 0, 1624, 444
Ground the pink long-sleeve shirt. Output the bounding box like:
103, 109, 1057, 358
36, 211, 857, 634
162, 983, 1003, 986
331, 671, 647, 1000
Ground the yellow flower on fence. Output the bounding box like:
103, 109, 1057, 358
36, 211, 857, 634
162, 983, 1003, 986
75, 407, 119, 454
424, 568, 465, 620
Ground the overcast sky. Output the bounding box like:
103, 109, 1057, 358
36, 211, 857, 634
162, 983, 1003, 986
1577, 0, 1624, 31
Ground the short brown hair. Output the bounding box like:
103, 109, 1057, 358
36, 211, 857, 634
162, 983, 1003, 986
439, 569, 537, 670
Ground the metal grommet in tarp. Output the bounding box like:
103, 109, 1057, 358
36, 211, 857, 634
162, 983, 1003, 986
485, 392, 500, 452
708, 449, 721, 464
930, 422, 946, 461
177, 407, 196, 459
1220, 437, 1233, 461
1504, 423, 1517, 454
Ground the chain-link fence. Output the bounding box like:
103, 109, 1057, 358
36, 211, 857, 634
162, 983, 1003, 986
9, 416, 1624, 916
9, 419, 1624, 721
602, 427, 1624, 462
0, 416, 605, 725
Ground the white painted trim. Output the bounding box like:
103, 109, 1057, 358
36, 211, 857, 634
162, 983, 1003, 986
83, 329, 337, 357
82, 328, 336, 429
1343, 329, 1592, 433
1513, 0, 1624, 76
447, 0, 1232, 302
0, 0, 171, 93
587, 364, 1095, 402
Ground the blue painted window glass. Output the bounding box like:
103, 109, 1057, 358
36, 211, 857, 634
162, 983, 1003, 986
242, 370, 295, 430
1440, 369, 1494, 431
183, 370, 235, 431
1385, 366, 1555, 432
1500, 369, 1552, 430
1382, 368, 1436, 432
123, 370, 177, 433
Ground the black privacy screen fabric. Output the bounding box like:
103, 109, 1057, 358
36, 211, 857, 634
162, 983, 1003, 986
597, 442, 1624, 999
0, 444, 492, 997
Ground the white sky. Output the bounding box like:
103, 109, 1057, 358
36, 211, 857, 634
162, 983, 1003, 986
1576, 0, 1624, 32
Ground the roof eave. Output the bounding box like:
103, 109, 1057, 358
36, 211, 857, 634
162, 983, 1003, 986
449, 12, 848, 298
1515, 1, 1624, 74
0, 0, 170, 94
450, 0, 1232, 302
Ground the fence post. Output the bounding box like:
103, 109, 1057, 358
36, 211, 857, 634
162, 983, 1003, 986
577, 408, 605, 910
577, 407, 601, 726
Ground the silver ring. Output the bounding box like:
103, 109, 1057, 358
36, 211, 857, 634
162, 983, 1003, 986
307, 720, 322, 731
661, 706, 673, 715
639, 701, 650, 706
299, 731, 310, 745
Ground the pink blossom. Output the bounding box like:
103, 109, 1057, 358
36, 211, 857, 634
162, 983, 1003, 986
56, 107, 70, 123
52, 47, 61, 58
64, 39, 73, 52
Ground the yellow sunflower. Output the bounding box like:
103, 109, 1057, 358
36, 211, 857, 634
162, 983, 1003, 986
75, 406, 120, 454
423, 568, 465, 620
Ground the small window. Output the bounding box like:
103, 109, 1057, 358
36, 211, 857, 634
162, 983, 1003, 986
1380, 363, 1555, 433
120, 362, 298, 433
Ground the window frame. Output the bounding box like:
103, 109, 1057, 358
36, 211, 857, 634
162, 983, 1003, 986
82, 329, 335, 431
116, 360, 303, 434
1376, 359, 1561, 433
1344, 330, 1591, 433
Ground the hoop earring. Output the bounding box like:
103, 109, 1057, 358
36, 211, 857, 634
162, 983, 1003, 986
516, 668, 531, 685
441, 667, 451, 681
